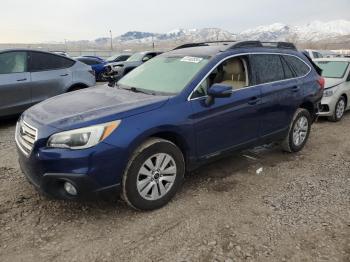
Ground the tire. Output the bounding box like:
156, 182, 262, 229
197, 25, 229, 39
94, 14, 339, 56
281, 108, 311, 153
122, 138, 185, 211
329, 96, 346, 122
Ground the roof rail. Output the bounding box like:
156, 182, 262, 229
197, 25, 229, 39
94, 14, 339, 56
173, 40, 236, 50
228, 41, 297, 50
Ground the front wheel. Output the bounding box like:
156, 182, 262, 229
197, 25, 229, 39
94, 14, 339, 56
281, 108, 311, 153
122, 138, 185, 211
329, 96, 346, 122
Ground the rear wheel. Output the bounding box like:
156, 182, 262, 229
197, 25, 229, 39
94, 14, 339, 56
68, 85, 86, 92
122, 138, 185, 211
329, 96, 346, 122
281, 108, 311, 153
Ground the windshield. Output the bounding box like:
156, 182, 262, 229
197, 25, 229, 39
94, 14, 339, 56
106, 54, 121, 62
118, 56, 210, 95
315, 61, 349, 78
127, 53, 144, 62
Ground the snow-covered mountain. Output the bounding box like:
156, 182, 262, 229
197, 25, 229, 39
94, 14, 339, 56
237, 20, 350, 42
111, 28, 236, 44
89, 20, 350, 46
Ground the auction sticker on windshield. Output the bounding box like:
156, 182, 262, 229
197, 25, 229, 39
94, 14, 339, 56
180, 56, 203, 63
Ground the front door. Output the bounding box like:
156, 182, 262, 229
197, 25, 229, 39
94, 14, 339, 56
189, 55, 262, 158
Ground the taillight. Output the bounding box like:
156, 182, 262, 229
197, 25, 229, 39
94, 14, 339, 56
317, 76, 325, 90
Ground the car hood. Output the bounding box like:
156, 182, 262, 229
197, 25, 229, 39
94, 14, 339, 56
324, 78, 344, 89
24, 86, 169, 130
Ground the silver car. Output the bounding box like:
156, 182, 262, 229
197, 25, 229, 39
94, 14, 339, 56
0, 49, 96, 117
315, 58, 350, 121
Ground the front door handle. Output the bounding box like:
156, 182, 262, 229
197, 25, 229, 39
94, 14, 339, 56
16, 78, 27, 82
60, 73, 69, 77
248, 96, 260, 105
291, 86, 301, 92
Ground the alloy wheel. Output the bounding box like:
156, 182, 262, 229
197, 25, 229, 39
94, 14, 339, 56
137, 153, 177, 200
292, 116, 309, 146
336, 99, 345, 119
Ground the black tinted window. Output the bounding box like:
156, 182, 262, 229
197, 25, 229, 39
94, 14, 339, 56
280, 56, 295, 79
119, 55, 130, 61
283, 55, 310, 77
250, 54, 284, 84
29, 52, 75, 71
0, 52, 27, 74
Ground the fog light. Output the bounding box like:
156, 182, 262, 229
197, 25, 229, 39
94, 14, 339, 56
64, 182, 77, 196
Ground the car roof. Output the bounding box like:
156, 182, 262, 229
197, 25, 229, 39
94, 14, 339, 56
314, 57, 350, 62
163, 41, 299, 58
163, 46, 224, 57
0, 48, 57, 54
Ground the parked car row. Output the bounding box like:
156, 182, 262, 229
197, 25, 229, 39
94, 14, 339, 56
103, 51, 162, 80
14, 40, 328, 211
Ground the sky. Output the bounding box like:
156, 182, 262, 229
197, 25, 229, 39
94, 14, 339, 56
0, 0, 349, 43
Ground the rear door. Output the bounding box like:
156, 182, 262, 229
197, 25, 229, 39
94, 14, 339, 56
250, 54, 301, 138
0, 51, 32, 117
28, 51, 74, 103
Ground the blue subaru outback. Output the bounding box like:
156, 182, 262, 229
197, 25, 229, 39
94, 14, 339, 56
16, 41, 324, 210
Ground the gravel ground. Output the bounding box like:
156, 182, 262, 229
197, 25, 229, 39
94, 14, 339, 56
0, 114, 349, 262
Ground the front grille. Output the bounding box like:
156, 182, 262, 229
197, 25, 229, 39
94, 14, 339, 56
15, 120, 38, 156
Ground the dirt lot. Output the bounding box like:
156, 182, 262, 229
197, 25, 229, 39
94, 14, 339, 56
0, 114, 349, 262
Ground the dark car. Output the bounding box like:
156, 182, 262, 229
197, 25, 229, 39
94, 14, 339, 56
16, 41, 324, 210
75, 56, 107, 81
104, 51, 162, 80
106, 53, 132, 63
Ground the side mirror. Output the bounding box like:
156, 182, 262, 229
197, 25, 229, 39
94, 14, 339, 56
347, 73, 350, 82
205, 84, 232, 105
142, 56, 150, 62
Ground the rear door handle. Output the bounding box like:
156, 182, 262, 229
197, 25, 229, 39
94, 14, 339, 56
16, 78, 27, 82
60, 73, 69, 77
291, 86, 300, 92
248, 96, 260, 105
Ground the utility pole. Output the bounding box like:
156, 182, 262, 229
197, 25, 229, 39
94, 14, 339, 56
109, 30, 113, 52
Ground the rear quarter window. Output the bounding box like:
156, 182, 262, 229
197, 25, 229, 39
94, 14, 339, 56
283, 55, 310, 77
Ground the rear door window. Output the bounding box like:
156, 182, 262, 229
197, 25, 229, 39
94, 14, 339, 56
29, 52, 75, 72
250, 54, 284, 84
283, 55, 310, 77
0, 51, 27, 74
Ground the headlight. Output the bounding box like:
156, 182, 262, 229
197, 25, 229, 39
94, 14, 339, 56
323, 89, 334, 97
47, 121, 121, 149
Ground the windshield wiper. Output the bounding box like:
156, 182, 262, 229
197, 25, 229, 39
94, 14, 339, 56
121, 86, 156, 95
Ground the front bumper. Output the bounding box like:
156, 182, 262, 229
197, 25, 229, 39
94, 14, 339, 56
20, 165, 120, 200
16, 133, 127, 200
